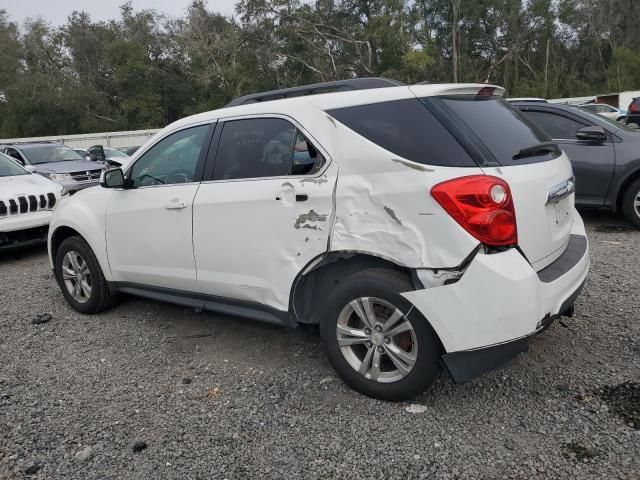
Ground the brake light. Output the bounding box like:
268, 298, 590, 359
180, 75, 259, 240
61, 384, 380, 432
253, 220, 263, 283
630, 101, 639, 113
476, 86, 496, 97
431, 175, 517, 246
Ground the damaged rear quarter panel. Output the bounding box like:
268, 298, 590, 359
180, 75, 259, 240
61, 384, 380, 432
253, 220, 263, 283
326, 121, 482, 268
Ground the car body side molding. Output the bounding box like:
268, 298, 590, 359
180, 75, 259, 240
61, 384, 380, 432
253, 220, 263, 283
113, 282, 297, 328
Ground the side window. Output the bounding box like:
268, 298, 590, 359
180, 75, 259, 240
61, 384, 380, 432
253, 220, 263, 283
212, 118, 324, 180
327, 99, 476, 167
523, 111, 586, 139
291, 131, 325, 175
5, 148, 24, 164
130, 125, 209, 187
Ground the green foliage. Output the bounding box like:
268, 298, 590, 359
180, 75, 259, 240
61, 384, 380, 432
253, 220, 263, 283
0, 0, 638, 137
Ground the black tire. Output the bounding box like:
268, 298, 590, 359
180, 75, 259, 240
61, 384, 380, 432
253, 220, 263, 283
320, 268, 442, 401
621, 177, 640, 228
54, 235, 118, 314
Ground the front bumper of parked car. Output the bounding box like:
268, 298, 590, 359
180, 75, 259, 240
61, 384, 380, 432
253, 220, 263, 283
401, 209, 590, 383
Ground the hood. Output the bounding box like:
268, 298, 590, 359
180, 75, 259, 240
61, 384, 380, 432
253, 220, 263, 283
34, 159, 106, 174
0, 173, 62, 198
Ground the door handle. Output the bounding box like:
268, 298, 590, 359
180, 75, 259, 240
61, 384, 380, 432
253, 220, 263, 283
295, 194, 308, 202
165, 201, 187, 210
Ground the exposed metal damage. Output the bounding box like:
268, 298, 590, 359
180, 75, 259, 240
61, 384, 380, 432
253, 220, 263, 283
294, 209, 328, 229
383, 206, 402, 225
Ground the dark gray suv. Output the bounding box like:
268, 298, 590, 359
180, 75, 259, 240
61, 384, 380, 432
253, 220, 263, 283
512, 101, 640, 227
0, 143, 106, 194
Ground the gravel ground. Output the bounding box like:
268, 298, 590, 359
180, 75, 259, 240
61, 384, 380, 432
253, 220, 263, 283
1, 210, 638, 479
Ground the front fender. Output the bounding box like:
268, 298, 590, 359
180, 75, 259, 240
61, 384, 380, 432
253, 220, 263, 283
47, 188, 113, 280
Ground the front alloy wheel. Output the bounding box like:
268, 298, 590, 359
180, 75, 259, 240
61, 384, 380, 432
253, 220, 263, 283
337, 297, 417, 383
54, 235, 118, 314
61, 251, 92, 303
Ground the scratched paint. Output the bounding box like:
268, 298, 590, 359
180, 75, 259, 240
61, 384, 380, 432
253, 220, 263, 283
294, 209, 328, 229
383, 206, 402, 225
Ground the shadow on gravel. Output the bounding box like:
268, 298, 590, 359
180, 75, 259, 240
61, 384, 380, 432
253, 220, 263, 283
578, 208, 635, 230
596, 381, 640, 430
562, 441, 598, 462
593, 224, 637, 233
0, 244, 47, 262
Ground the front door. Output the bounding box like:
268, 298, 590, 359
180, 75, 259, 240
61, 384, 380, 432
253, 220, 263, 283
193, 117, 337, 311
521, 109, 615, 206
106, 123, 213, 291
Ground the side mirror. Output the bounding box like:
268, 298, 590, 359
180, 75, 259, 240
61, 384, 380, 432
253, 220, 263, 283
576, 126, 607, 142
24, 165, 37, 173
93, 145, 106, 162
100, 168, 125, 188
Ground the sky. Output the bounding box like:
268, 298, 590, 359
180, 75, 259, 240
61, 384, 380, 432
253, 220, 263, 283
3, 0, 238, 25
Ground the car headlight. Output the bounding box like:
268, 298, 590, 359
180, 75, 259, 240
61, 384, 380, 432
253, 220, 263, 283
49, 173, 73, 181
59, 186, 69, 197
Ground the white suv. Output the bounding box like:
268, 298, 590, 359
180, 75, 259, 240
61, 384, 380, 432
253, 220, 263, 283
0, 152, 66, 250
48, 79, 589, 400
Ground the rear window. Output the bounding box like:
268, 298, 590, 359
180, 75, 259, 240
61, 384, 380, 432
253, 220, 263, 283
426, 95, 559, 166
327, 99, 476, 167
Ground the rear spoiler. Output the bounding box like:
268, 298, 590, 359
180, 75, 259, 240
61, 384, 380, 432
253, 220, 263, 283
409, 84, 506, 98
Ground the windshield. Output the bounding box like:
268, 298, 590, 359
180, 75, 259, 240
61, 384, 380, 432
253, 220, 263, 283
103, 147, 128, 158
0, 152, 28, 176
22, 145, 84, 164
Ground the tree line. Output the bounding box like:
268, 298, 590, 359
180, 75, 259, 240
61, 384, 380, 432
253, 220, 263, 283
0, 0, 638, 138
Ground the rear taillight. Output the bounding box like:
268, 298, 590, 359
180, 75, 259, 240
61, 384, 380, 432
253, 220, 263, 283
431, 175, 517, 246
630, 101, 639, 113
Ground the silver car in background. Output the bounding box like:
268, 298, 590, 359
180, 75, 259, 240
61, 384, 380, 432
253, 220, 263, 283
0, 142, 106, 194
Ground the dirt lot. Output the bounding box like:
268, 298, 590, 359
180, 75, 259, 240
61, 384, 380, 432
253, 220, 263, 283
0, 211, 638, 479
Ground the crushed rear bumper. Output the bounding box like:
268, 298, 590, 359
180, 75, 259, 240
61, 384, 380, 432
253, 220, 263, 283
401, 208, 589, 382
441, 278, 585, 383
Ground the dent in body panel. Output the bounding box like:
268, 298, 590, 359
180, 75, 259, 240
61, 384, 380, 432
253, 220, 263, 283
320, 117, 482, 269
329, 167, 481, 269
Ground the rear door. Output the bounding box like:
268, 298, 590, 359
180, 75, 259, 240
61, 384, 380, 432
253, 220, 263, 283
517, 106, 615, 205
413, 88, 576, 270
193, 116, 337, 311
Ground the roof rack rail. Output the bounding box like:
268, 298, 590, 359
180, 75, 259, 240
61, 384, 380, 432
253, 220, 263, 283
0, 140, 59, 145
225, 77, 404, 107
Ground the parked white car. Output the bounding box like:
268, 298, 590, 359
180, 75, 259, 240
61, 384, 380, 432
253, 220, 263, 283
578, 103, 627, 122
47, 79, 589, 400
0, 152, 67, 250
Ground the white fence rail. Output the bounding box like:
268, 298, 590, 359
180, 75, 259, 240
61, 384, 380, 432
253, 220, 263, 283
0, 128, 161, 149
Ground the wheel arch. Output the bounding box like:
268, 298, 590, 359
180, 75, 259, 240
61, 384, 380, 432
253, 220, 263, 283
614, 166, 640, 213
50, 225, 83, 261
289, 251, 422, 325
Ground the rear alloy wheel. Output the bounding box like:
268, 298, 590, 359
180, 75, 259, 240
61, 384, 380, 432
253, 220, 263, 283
336, 297, 417, 383
621, 178, 640, 228
320, 269, 441, 401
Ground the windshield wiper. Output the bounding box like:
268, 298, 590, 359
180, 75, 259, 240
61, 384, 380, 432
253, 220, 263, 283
512, 141, 559, 160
